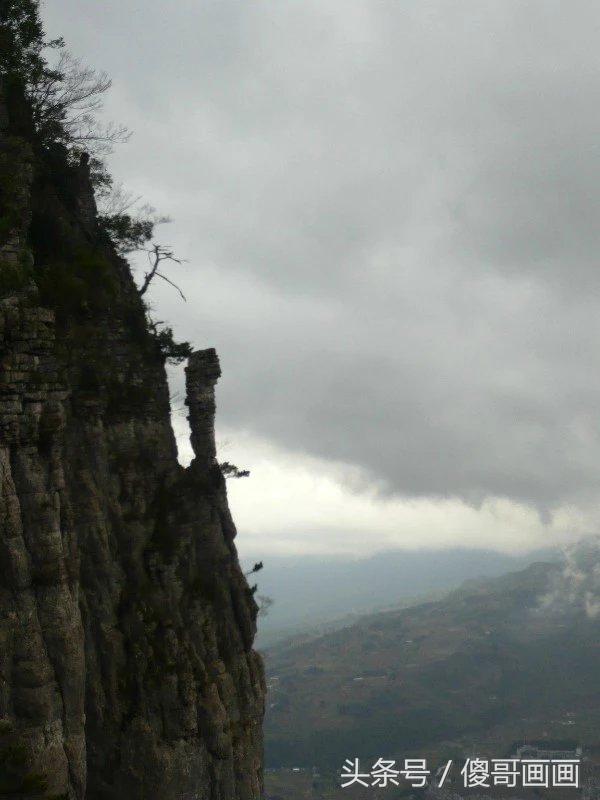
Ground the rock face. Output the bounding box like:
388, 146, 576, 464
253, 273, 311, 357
0, 85, 264, 799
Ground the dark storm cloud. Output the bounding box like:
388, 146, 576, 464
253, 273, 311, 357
42, 0, 600, 509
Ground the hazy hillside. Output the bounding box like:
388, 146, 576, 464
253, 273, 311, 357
263, 561, 600, 771
251, 548, 559, 645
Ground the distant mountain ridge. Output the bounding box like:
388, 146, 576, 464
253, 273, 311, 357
263, 560, 600, 770
251, 547, 560, 645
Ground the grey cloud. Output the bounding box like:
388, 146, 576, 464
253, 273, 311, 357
41, 0, 600, 510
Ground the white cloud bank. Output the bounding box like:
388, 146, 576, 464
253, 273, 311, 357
174, 417, 594, 558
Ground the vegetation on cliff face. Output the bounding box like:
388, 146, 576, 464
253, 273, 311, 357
0, 0, 191, 355
0, 3, 265, 799
0, 0, 54, 89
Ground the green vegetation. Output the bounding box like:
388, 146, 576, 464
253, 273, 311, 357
220, 461, 251, 479
0, 136, 31, 239
0, 131, 34, 293
1, 0, 192, 357
148, 325, 193, 365
36, 249, 117, 315
99, 212, 154, 254
0, 0, 60, 91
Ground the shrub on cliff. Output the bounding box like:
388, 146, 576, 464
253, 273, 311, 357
0, 0, 51, 85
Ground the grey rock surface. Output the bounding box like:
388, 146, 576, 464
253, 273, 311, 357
0, 83, 264, 800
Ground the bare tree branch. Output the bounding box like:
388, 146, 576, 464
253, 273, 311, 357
154, 271, 187, 301
27, 51, 130, 154
138, 244, 186, 300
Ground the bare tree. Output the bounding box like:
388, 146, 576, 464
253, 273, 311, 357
27, 51, 129, 153
138, 244, 187, 300
96, 180, 143, 218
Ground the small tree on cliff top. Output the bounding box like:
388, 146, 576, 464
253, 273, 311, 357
1, 0, 190, 349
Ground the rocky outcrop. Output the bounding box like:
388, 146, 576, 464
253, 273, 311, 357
0, 84, 264, 799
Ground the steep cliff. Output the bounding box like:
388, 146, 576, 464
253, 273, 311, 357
0, 82, 264, 800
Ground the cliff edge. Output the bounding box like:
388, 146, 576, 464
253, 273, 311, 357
0, 81, 264, 800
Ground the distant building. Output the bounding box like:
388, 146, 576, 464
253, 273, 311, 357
510, 740, 582, 760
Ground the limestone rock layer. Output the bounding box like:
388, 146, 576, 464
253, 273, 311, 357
0, 85, 264, 799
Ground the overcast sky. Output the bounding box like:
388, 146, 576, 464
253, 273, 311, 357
41, 1, 600, 558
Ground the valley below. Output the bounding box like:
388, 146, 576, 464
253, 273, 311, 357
261, 561, 600, 799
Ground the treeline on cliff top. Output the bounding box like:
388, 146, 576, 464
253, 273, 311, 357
0, 0, 192, 365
